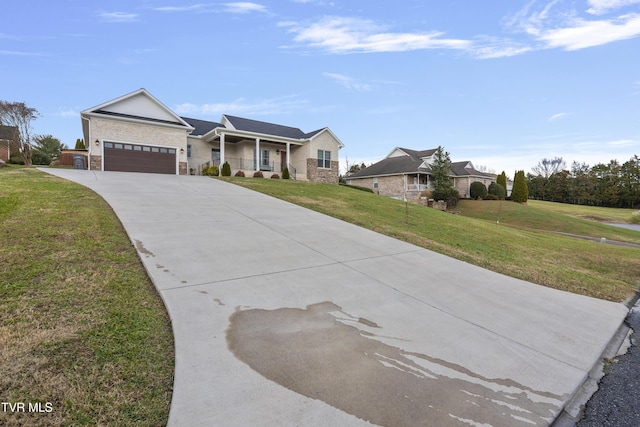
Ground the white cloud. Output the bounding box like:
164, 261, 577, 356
154, 4, 209, 12
587, 0, 640, 15
58, 108, 78, 118
223, 2, 267, 14
282, 16, 471, 54
0, 50, 50, 57
322, 72, 371, 91
549, 112, 569, 121
99, 11, 139, 23
539, 13, 640, 50
175, 95, 308, 116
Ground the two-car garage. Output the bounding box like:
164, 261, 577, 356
103, 141, 177, 174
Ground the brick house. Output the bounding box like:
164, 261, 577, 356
347, 147, 495, 199
80, 89, 343, 182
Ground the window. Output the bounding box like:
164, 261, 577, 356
373, 177, 378, 189
187, 145, 192, 158
114, 143, 123, 149
160, 148, 168, 153
142, 146, 151, 152
104, 142, 113, 148
262, 149, 270, 168
133, 145, 141, 151
151, 147, 159, 153
317, 150, 331, 169
212, 148, 220, 165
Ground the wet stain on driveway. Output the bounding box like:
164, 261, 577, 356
226, 302, 563, 426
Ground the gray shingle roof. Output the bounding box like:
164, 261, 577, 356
224, 115, 307, 139
449, 161, 494, 178
350, 148, 433, 178
350, 148, 493, 179
181, 117, 223, 136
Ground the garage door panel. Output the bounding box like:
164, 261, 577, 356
104, 142, 176, 174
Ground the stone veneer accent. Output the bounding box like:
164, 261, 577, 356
179, 162, 187, 175
306, 159, 339, 184
90, 155, 102, 171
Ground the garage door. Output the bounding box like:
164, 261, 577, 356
103, 142, 176, 174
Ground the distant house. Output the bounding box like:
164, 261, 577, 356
81, 89, 344, 182
0, 125, 18, 162
347, 147, 495, 199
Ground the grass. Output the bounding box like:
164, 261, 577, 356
222, 177, 640, 303
0, 167, 173, 426
456, 199, 640, 245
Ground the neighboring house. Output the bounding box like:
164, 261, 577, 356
347, 147, 495, 199
80, 89, 344, 182
0, 125, 18, 162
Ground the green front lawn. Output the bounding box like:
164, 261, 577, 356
0, 168, 174, 426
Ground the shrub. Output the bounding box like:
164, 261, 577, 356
420, 189, 432, 199
488, 182, 506, 199
201, 165, 219, 176
511, 170, 529, 203
631, 211, 640, 224
49, 160, 61, 168
470, 181, 488, 200
221, 161, 231, 176
282, 167, 290, 180
432, 187, 459, 203
253, 171, 264, 178
234, 170, 245, 177
484, 193, 499, 200
270, 173, 280, 179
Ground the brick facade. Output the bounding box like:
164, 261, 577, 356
306, 159, 339, 184
90, 155, 102, 171
178, 162, 187, 175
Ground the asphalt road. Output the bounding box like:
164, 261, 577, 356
578, 300, 640, 426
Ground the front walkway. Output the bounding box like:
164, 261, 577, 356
43, 169, 628, 426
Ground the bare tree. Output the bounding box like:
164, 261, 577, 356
0, 101, 39, 166
531, 157, 566, 178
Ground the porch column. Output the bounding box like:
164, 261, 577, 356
219, 133, 225, 167
286, 143, 290, 170
255, 138, 260, 171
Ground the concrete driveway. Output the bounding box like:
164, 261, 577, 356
43, 169, 627, 427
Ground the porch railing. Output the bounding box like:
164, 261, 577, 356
406, 184, 430, 191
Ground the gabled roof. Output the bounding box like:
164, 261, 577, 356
82, 88, 193, 130
350, 147, 493, 179
350, 147, 433, 178
449, 161, 494, 178
223, 115, 308, 139
182, 117, 223, 137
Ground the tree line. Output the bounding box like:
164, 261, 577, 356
526, 156, 640, 208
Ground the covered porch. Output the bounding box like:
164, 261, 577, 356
198, 129, 304, 178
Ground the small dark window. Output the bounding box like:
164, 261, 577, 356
124, 144, 132, 150
142, 146, 151, 152
114, 143, 123, 149
104, 142, 113, 148
317, 150, 331, 169
168, 149, 176, 154
160, 148, 168, 153
151, 147, 159, 153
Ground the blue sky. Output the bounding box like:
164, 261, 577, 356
2, 0, 639, 176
